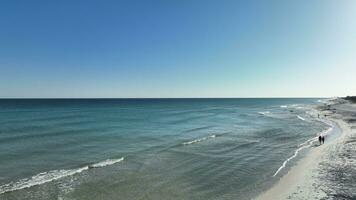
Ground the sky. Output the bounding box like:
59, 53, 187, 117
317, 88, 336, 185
0, 0, 355, 98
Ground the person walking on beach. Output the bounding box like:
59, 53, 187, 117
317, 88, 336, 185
322, 136, 325, 144
318, 135, 322, 145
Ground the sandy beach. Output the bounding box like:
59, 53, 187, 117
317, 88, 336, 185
256, 98, 356, 200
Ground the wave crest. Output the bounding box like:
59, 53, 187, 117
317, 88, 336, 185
89, 157, 124, 168
297, 115, 306, 121
183, 135, 216, 145
0, 157, 124, 195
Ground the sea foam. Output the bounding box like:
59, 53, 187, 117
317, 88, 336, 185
89, 157, 124, 168
258, 111, 270, 116
297, 115, 306, 121
0, 157, 124, 194
273, 120, 334, 177
183, 135, 216, 145
273, 145, 309, 177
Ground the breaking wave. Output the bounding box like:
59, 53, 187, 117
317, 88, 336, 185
297, 115, 305, 121
89, 157, 124, 168
0, 157, 124, 195
183, 135, 216, 145
258, 111, 270, 116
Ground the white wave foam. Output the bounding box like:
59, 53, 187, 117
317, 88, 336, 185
315, 118, 334, 137
0, 167, 89, 195
0, 157, 124, 195
297, 115, 305, 121
273, 119, 335, 177
89, 157, 124, 168
281, 104, 302, 108
273, 145, 309, 177
298, 136, 318, 147
299, 117, 334, 148
258, 111, 270, 115
183, 135, 216, 145
258, 111, 287, 119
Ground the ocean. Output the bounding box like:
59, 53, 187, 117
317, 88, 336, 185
0, 98, 330, 200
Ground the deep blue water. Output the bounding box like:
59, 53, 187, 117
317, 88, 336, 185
0, 98, 328, 199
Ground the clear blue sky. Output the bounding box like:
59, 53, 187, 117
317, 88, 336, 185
0, 0, 355, 98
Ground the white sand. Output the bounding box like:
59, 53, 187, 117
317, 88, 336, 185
255, 101, 355, 200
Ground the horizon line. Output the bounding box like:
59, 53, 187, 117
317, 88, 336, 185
0, 97, 336, 99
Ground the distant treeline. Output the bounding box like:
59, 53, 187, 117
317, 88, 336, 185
344, 96, 356, 103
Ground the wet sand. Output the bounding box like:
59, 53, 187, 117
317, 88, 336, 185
256, 98, 356, 200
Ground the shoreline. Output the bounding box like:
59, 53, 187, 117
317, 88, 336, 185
255, 99, 354, 200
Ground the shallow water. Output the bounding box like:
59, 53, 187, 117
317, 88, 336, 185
0, 99, 329, 199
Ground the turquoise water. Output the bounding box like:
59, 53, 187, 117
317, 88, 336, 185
0, 99, 329, 199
